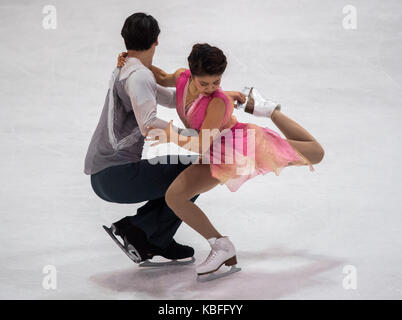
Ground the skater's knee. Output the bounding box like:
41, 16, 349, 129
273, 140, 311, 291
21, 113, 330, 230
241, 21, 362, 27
165, 186, 185, 211
311, 142, 325, 164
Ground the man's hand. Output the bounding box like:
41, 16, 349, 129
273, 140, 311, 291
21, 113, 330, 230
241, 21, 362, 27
117, 52, 127, 68
225, 91, 246, 106
145, 120, 177, 146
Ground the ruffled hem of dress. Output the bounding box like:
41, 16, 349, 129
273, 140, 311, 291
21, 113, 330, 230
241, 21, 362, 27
207, 144, 315, 192
197, 123, 315, 192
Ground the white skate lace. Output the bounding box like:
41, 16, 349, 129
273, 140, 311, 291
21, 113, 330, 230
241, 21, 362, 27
204, 250, 218, 264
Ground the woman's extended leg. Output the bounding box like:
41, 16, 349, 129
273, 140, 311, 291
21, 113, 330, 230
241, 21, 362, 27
165, 163, 223, 240
271, 109, 325, 164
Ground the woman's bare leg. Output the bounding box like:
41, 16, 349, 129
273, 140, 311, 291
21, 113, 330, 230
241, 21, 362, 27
271, 109, 325, 164
165, 163, 223, 240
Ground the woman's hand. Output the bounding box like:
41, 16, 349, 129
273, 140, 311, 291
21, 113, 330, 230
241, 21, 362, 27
145, 120, 177, 146
117, 52, 127, 68
225, 91, 246, 106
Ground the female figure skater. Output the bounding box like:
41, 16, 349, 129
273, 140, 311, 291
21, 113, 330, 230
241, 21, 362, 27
118, 44, 324, 280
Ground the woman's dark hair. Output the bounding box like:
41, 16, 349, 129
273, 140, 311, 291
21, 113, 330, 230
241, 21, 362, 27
121, 13, 160, 51
187, 43, 227, 76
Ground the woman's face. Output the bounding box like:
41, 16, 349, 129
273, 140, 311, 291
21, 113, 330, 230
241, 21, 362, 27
193, 74, 222, 96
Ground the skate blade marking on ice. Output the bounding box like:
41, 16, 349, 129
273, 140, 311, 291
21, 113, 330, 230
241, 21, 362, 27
139, 256, 196, 268
102, 225, 142, 263
197, 265, 242, 282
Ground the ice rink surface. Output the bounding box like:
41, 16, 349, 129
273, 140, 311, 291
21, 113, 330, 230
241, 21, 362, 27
1, 0, 401, 299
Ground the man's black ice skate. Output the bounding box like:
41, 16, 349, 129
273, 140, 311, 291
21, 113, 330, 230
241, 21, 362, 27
139, 240, 196, 267
103, 217, 154, 264
157, 239, 195, 260
103, 217, 195, 267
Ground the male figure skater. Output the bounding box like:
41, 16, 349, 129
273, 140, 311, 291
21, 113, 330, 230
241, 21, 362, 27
84, 13, 199, 265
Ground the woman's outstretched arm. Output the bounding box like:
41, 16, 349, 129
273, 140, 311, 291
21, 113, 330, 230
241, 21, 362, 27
150, 66, 186, 87
117, 53, 245, 104
116, 52, 185, 87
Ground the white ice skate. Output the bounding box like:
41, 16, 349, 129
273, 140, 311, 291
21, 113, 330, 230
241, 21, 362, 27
196, 236, 241, 282
235, 86, 281, 118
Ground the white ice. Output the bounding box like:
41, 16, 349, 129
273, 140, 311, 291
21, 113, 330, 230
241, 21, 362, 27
0, 0, 401, 299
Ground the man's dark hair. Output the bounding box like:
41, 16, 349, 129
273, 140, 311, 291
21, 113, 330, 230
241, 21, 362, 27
121, 13, 160, 51
187, 43, 227, 76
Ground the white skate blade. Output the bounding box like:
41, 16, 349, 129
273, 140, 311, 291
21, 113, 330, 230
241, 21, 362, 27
103, 225, 142, 263
139, 256, 195, 268
196, 265, 241, 282
235, 86, 280, 117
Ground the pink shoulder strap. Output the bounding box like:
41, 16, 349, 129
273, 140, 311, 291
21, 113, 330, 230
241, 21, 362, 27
175, 69, 191, 124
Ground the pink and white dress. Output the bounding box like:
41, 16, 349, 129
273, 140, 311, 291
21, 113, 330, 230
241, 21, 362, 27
175, 69, 314, 192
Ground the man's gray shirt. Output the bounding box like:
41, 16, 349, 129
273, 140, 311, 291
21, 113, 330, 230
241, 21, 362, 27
84, 57, 177, 175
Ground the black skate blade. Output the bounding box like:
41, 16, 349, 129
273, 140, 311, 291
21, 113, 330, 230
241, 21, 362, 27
102, 225, 141, 264
196, 265, 242, 282
139, 256, 195, 268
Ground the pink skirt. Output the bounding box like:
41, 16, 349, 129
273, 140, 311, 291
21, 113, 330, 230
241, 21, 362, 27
197, 122, 314, 192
